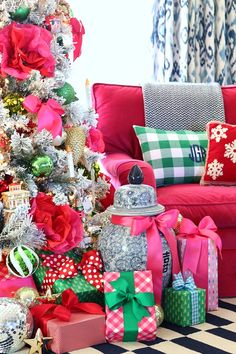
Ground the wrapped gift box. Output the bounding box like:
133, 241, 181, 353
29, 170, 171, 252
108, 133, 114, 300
45, 313, 105, 354
0, 262, 36, 297
104, 270, 157, 342
177, 216, 221, 311
163, 287, 206, 327
33, 251, 104, 306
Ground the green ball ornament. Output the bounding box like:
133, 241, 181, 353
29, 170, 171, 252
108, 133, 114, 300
6, 245, 39, 277
31, 154, 53, 177
54, 82, 78, 105
10, 7, 30, 22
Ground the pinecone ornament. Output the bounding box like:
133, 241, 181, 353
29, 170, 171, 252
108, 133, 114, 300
65, 126, 86, 164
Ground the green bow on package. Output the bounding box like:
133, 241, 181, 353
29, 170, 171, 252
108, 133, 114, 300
105, 272, 155, 341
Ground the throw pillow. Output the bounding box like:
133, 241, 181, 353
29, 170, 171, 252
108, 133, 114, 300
201, 121, 236, 185
133, 125, 208, 187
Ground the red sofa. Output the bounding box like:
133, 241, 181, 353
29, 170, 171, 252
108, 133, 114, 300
92, 82, 236, 298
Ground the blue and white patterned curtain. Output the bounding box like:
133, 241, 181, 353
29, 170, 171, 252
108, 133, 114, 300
152, 0, 236, 84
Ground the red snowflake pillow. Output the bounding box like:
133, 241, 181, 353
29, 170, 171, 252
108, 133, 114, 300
201, 121, 236, 185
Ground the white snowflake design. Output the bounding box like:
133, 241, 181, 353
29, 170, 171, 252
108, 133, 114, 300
207, 159, 224, 180
224, 140, 236, 163
210, 124, 228, 142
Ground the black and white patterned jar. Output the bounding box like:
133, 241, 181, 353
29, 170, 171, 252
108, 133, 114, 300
99, 223, 172, 288
98, 170, 173, 288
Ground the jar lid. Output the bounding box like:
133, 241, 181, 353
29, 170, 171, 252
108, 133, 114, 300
107, 165, 165, 216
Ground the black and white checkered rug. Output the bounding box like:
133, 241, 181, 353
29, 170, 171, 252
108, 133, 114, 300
20, 298, 236, 354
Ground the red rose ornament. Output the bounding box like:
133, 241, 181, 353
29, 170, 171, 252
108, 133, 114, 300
0, 22, 55, 80
30, 193, 83, 253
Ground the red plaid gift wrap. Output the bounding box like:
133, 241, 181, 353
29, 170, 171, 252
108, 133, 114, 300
104, 270, 157, 342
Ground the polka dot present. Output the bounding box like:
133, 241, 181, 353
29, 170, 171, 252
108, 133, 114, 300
78, 250, 104, 292
32, 251, 104, 306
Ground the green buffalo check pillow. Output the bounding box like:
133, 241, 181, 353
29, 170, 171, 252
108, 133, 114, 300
133, 125, 208, 186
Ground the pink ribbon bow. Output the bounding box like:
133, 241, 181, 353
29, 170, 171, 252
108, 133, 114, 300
23, 95, 64, 138
112, 209, 180, 304
40, 254, 78, 292
177, 216, 222, 274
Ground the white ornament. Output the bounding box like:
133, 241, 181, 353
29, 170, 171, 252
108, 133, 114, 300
53, 131, 67, 146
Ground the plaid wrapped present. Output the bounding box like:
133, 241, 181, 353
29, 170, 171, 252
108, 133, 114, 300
104, 270, 157, 342
163, 272, 206, 327
33, 250, 104, 306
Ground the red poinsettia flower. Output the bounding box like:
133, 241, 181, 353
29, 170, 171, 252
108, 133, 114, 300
86, 127, 105, 153
30, 193, 84, 253
0, 22, 55, 80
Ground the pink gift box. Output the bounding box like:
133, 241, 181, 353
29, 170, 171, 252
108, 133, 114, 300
45, 313, 106, 353
178, 237, 218, 311
104, 270, 157, 342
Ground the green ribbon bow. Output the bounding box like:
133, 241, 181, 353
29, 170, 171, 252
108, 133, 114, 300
105, 272, 155, 341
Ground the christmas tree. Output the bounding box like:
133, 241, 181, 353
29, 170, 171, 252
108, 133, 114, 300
0, 0, 110, 273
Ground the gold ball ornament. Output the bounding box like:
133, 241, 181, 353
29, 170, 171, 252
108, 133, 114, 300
3, 93, 26, 115
14, 287, 39, 308
65, 126, 86, 164
155, 304, 164, 327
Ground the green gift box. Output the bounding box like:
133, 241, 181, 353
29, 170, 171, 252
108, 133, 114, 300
163, 287, 205, 327
33, 250, 104, 306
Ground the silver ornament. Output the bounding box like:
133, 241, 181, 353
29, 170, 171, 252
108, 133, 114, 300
53, 70, 66, 89
0, 298, 33, 353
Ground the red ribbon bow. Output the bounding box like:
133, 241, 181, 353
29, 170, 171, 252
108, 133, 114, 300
112, 209, 180, 304
30, 288, 104, 335
78, 250, 104, 292
40, 254, 78, 292
23, 95, 64, 138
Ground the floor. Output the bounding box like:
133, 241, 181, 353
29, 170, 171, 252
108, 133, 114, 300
18, 298, 236, 354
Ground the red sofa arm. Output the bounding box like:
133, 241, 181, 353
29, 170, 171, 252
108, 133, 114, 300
100, 153, 156, 189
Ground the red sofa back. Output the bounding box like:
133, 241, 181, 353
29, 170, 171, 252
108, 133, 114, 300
92, 83, 236, 159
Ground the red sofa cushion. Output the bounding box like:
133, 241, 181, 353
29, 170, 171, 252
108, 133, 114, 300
221, 85, 236, 124
157, 183, 236, 229
92, 83, 144, 160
